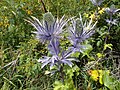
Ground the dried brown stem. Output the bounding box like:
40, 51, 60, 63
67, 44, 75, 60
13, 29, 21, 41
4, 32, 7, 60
40, 0, 47, 13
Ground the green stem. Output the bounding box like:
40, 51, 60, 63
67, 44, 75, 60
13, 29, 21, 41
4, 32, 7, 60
60, 65, 64, 83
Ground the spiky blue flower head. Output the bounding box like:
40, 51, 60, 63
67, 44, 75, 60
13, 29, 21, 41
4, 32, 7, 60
105, 5, 120, 15
38, 39, 79, 69
68, 14, 97, 53
105, 19, 118, 25
105, 5, 120, 26
90, 0, 104, 6
25, 12, 69, 44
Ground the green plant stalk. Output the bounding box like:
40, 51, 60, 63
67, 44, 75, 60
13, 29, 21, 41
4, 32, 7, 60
57, 0, 59, 18
105, 14, 113, 44
59, 65, 65, 83
40, 0, 47, 13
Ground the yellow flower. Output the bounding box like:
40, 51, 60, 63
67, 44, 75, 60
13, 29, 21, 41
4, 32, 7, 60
89, 14, 96, 20
98, 7, 100, 10
84, 13, 89, 18
88, 70, 110, 84
98, 8, 105, 14
4, 23, 9, 27
88, 70, 99, 81
0, 22, 3, 26
27, 10, 32, 15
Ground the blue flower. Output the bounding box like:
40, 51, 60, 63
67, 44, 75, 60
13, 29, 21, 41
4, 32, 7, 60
48, 39, 60, 56
90, 0, 104, 6
25, 12, 69, 44
68, 14, 97, 53
38, 39, 79, 69
105, 6, 120, 15
105, 19, 118, 25
105, 6, 120, 25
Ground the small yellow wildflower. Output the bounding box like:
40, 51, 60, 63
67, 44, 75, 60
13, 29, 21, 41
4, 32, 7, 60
4, 23, 9, 27
27, 10, 32, 15
98, 8, 105, 14
88, 70, 110, 84
84, 13, 89, 18
98, 7, 101, 10
0, 22, 3, 27
88, 70, 99, 81
89, 14, 96, 20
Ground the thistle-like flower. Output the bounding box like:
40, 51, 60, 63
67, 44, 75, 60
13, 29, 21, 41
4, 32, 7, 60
105, 6, 120, 26
25, 12, 69, 44
105, 19, 118, 25
105, 6, 120, 15
90, 0, 104, 6
68, 14, 97, 53
38, 39, 78, 69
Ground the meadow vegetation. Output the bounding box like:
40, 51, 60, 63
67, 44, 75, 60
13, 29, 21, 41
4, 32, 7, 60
0, 0, 120, 90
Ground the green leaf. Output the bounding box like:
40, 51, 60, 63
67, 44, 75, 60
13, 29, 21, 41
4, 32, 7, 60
81, 44, 93, 58
3, 77, 16, 87
102, 71, 114, 90
71, 52, 80, 58
0, 81, 10, 90
43, 12, 55, 27
104, 44, 113, 51
97, 53, 104, 58
115, 81, 120, 90
97, 40, 102, 47
53, 81, 65, 90
82, 44, 93, 53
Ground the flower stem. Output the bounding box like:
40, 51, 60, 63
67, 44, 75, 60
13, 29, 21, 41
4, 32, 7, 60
60, 65, 64, 83
105, 14, 113, 44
